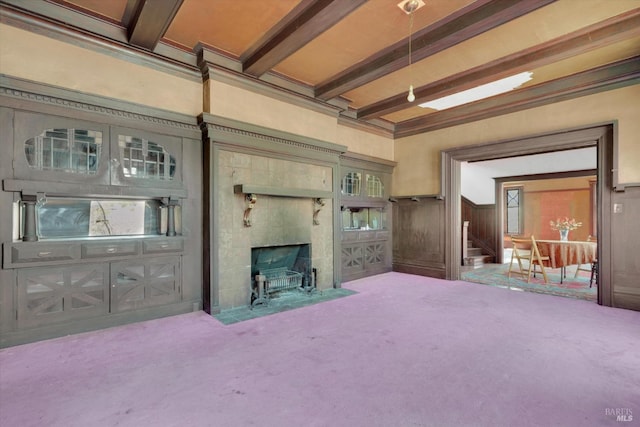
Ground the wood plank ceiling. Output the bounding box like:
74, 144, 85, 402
2, 0, 639, 138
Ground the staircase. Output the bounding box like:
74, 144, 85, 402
464, 242, 494, 268
462, 220, 494, 268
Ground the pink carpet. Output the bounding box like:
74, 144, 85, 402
1, 273, 639, 426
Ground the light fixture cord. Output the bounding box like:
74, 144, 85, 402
408, 9, 414, 69
407, 8, 415, 102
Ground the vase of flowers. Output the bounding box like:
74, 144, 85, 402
550, 217, 582, 241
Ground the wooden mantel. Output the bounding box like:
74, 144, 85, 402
233, 184, 333, 199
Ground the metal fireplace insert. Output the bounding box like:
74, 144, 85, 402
250, 243, 313, 307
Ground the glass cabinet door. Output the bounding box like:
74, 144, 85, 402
111, 126, 183, 188
366, 174, 384, 198
13, 111, 110, 185
341, 171, 362, 197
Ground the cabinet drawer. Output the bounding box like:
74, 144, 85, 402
81, 241, 139, 259
376, 230, 389, 240
358, 231, 376, 241
142, 238, 184, 254
342, 232, 358, 242
9, 242, 78, 265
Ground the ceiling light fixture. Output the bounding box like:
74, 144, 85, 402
419, 72, 534, 110
399, 0, 425, 102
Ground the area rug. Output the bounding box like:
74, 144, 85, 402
461, 263, 597, 301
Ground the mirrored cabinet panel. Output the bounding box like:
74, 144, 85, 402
342, 207, 387, 230
35, 198, 169, 239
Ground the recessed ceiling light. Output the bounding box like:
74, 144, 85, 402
419, 72, 534, 110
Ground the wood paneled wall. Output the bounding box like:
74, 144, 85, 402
461, 197, 496, 257
392, 198, 445, 278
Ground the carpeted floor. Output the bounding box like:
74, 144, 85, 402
1, 272, 638, 427
461, 263, 597, 301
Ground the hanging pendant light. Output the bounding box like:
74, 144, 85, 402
402, 0, 421, 102
407, 85, 415, 103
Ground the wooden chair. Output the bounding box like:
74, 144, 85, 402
508, 235, 550, 284
574, 236, 598, 287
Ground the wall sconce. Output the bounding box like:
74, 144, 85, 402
410, 196, 420, 202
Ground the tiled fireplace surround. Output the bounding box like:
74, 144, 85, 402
202, 115, 347, 311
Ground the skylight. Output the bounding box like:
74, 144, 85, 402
419, 72, 534, 110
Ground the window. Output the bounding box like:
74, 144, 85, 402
505, 186, 523, 235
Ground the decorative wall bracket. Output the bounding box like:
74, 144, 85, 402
243, 193, 257, 227
234, 184, 332, 228
313, 198, 325, 225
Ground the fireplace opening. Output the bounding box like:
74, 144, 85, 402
250, 243, 313, 306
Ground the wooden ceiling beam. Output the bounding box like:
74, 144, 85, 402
393, 56, 640, 138
242, 0, 367, 77
315, 0, 556, 101
358, 8, 640, 120
128, 0, 183, 51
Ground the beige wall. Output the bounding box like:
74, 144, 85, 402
393, 84, 640, 196
0, 24, 202, 116
207, 80, 394, 160
0, 23, 395, 162
207, 80, 337, 143
336, 123, 394, 160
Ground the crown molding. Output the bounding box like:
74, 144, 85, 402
0, 75, 200, 135
337, 114, 394, 139
0, 3, 200, 82
197, 46, 343, 119
199, 113, 347, 158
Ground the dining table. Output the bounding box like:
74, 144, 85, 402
535, 239, 598, 284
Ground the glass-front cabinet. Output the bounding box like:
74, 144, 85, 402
3, 110, 188, 343
339, 155, 395, 281
342, 207, 387, 231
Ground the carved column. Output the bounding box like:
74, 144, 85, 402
22, 197, 38, 242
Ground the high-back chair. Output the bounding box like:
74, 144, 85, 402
508, 235, 550, 284
574, 235, 598, 287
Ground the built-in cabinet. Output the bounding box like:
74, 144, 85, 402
0, 90, 201, 348
340, 153, 395, 282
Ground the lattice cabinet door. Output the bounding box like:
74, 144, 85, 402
17, 264, 109, 329
365, 242, 386, 267
342, 244, 364, 274
110, 256, 181, 312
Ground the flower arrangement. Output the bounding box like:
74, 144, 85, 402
550, 217, 582, 231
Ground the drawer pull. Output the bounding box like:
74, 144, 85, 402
37, 251, 52, 257
160, 244, 169, 248
106, 247, 117, 253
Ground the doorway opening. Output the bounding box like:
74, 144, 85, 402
444, 124, 615, 306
